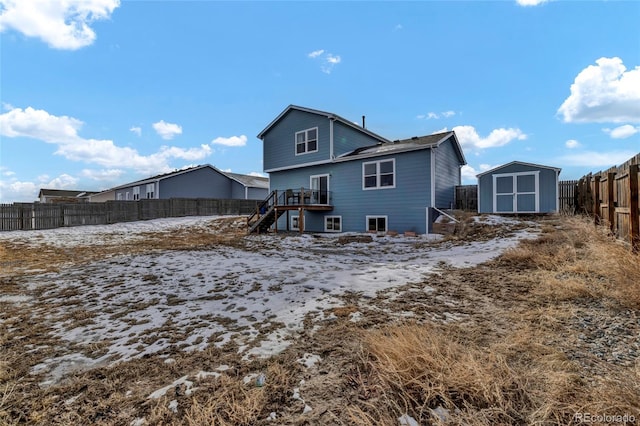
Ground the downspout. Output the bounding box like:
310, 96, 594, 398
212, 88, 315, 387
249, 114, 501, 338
329, 117, 335, 160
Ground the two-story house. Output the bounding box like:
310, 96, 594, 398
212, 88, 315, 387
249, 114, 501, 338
248, 105, 466, 235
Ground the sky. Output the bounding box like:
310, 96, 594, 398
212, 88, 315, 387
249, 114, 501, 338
0, 0, 639, 203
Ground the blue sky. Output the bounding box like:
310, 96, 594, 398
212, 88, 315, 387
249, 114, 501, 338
1, 0, 639, 203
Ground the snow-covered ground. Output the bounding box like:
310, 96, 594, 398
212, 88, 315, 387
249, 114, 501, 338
1, 215, 538, 387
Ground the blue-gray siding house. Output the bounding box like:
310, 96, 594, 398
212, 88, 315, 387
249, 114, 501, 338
477, 161, 561, 214
250, 105, 466, 234
112, 164, 269, 201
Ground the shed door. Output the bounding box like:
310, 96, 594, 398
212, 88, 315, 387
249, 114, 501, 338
493, 172, 539, 213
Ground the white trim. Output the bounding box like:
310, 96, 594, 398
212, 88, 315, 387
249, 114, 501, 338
324, 215, 342, 232
366, 215, 388, 233
329, 117, 334, 159
430, 146, 436, 206
362, 158, 396, 190
294, 127, 319, 156
477, 161, 561, 178
492, 171, 539, 213
310, 174, 330, 204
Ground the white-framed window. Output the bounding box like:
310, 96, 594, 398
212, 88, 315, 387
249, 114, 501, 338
366, 215, 387, 233
295, 127, 318, 155
146, 183, 155, 199
325, 216, 341, 232
363, 159, 395, 190
117, 192, 123, 201
290, 215, 300, 231
133, 186, 140, 200
125, 191, 130, 200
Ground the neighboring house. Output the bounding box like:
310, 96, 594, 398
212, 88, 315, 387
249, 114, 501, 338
249, 105, 466, 234
477, 161, 561, 214
86, 189, 116, 203
38, 189, 96, 203
112, 164, 269, 201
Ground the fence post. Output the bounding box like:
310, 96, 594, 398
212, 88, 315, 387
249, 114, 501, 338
593, 175, 601, 225
606, 172, 616, 233
629, 164, 639, 253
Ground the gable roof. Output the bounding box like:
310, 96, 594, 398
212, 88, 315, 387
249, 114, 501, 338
38, 189, 97, 198
112, 164, 268, 190
337, 131, 466, 165
257, 104, 391, 145
476, 161, 561, 178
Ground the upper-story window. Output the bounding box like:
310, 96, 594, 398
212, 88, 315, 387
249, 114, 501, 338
295, 127, 318, 155
133, 186, 140, 200
363, 159, 395, 190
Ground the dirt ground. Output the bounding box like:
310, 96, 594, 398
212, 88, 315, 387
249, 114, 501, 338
1, 214, 638, 425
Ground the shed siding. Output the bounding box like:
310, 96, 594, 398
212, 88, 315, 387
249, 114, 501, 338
263, 109, 331, 171
478, 163, 559, 213
434, 137, 462, 209
332, 121, 382, 157
269, 149, 432, 234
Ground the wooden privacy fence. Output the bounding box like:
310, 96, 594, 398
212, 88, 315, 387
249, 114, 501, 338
558, 180, 578, 214
576, 153, 640, 252
0, 198, 258, 231
455, 185, 478, 211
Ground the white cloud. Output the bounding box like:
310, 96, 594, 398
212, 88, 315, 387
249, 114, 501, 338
559, 150, 636, 167
565, 139, 581, 149
0, 106, 212, 175
81, 168, 125, 181
129, 126, 141, 137
308, 49, 342, 74
248, 171, 267, 177
307, 49, 324, 58
394, 24, 403, 31
418, 111, 456, 120
516, 0, 548, 6
448, 125, 527, 149
461, 164, 494, 183
602, 124, 639, 139
152, 120, 182, 140
0, 178, 38, 203
211, 135, 248, 147
557, 57, 640, 123
46, 173, 78, 189
0, 0, 120, 50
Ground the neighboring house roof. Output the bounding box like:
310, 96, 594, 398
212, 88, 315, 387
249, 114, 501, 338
224, 172, 269, 189
257, 104, 391, 145
338, 131, 467, 165
476, 161, 561, 178
38, 189, 97, 198
111, 164, 268, 190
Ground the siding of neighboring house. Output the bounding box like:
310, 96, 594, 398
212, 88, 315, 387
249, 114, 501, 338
434, 138, 463, 209
263, 109, 332, 171
159, 167, 232, 199
478, 162, 560, 214
88, 190, 115, 202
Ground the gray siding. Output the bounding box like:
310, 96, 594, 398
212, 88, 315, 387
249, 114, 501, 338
478, 163, 559, 213
270, 149, 433, 234
332, 121, 382, 157
434, 137, 462, 209
263, 109, 331, 171
246, 186, 268, 200
160, 167, 231, 199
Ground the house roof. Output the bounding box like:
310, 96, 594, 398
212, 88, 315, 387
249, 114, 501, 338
476, 161, 561, 178
257, 104, 391, 145
111, 164, 268, 190
338, 131, 467, 165
38, 189, 97, 198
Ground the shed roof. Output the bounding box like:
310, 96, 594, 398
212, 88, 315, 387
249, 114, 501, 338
476, 161, 561, 178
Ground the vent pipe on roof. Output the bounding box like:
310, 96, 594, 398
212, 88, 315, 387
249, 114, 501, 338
362, 115, 366, 128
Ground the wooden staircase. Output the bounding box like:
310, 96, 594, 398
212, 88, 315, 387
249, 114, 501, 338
247, 190, 284, 234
